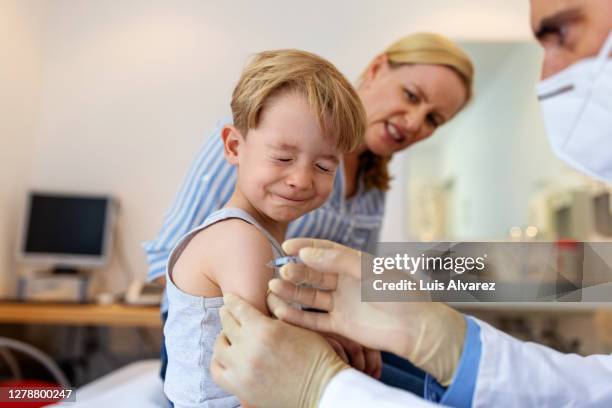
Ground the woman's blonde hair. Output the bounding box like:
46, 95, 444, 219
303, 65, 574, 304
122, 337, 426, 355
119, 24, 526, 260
361, 33, 475, 191
231, 49, 366, 153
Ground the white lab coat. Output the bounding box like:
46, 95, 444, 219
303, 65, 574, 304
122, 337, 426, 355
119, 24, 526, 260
320, 369, 442, 407
319, 318, 612, 407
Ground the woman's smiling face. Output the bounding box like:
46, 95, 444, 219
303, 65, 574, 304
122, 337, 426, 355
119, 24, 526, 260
358, 57, 469, 156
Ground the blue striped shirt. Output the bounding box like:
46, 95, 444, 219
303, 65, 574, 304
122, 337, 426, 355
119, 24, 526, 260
142, 118, 386, 312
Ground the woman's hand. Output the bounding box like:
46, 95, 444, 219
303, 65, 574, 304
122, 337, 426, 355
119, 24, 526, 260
267, 238, 467, 386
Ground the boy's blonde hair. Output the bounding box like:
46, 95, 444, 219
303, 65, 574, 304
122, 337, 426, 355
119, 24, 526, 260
231, 49, 365, 153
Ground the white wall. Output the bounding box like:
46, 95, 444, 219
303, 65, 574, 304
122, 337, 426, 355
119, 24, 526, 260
443, 43, 561, 239
3, 0, 535, 294
388, 42, 576, 242
0, 1, 46, 296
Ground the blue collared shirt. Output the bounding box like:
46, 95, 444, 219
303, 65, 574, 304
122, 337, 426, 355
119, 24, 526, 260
423, 316, 482, 407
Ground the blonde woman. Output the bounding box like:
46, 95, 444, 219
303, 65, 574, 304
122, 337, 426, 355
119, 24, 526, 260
143, 32, 474, 388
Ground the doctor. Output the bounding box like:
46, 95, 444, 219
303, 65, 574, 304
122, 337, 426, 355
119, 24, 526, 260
211, 0, 612, 406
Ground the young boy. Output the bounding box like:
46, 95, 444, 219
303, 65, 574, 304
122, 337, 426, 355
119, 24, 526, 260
163, 49, 366, 407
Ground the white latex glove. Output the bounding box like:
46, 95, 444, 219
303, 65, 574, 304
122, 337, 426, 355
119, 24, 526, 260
211, 293, 349, 408
266, 238, 467, 386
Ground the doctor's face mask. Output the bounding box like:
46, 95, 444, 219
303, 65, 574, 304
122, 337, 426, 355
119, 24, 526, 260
537, 31, 612, 182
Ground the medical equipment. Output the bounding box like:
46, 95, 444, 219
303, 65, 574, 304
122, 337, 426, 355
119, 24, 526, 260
266, 256, 303, 268
529, 185, 612, 241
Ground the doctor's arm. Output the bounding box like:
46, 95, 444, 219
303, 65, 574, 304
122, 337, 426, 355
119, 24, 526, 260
268, 237, 612, 406
417, 316, 612, 407
267, 238, 485, 406
268, 238, 468, 387
211, 294, 443, 408
470, 318, 612, 406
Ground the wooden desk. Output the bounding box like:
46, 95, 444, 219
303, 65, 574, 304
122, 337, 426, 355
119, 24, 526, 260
0, 302, 162, 328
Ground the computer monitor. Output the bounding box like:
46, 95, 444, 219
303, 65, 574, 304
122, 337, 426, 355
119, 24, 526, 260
19, 192, 117, 271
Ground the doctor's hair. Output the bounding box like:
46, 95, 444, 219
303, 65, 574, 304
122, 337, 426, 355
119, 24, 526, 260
359, 32, 475, 191
231, 49, 366, 153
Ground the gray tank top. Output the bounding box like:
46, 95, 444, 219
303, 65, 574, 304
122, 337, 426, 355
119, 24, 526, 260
163, 208, 285, 408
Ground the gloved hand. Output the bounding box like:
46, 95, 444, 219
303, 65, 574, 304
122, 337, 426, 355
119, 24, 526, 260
266, 238, 467, 386
323, 333, 382, 379
211, 293, 350, 408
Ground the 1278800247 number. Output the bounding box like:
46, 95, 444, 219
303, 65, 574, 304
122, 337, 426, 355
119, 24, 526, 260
0, 386, 75, 402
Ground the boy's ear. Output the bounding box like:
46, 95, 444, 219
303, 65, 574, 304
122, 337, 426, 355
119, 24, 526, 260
362, 53, 390, 87
221, 125, 243, 165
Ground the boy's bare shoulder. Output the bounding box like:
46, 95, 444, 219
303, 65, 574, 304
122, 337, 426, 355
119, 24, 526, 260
172, 217, 277, 313
172, 219, 272, 293
200, 218, 276, 313
192, 218, 273, 259
185, 219, 274, 280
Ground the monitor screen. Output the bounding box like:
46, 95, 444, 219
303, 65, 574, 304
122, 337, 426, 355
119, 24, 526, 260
21, 193, 115, 267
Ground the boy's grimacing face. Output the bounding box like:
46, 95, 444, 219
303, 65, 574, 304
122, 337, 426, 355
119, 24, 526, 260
225, 92, 341, 223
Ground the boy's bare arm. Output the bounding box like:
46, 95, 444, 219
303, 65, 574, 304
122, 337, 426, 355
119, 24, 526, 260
211, 220, 275, 316
171, 219, 275, 314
